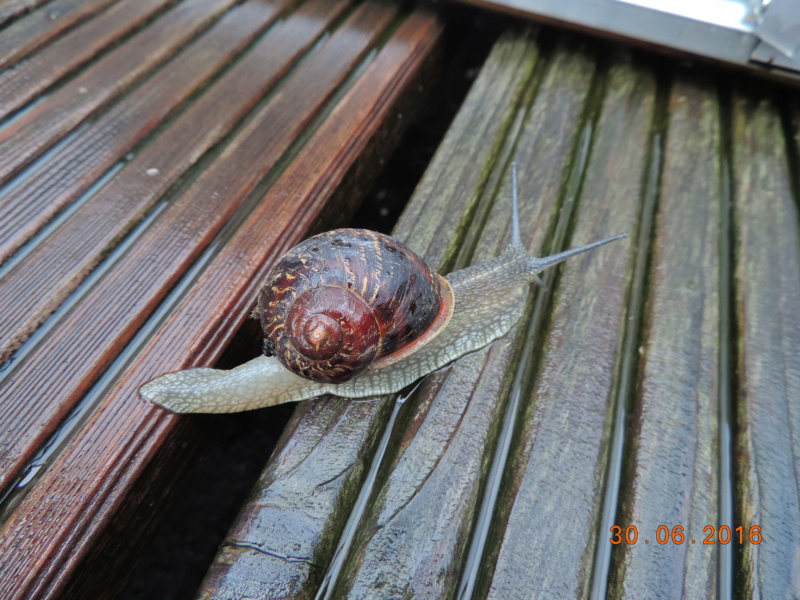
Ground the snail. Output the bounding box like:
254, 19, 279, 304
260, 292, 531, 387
141, 167, 625, 413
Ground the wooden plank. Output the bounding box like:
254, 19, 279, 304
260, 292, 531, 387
468, 51, 651, 600
196, 28, 539, 599
0, 1, 395, 492
0, 0, 117, 70
0, 0, 338, 361
607, 74, 722, 598
0, 0, 295, 266
332, 37, 608, 599
388, 30, 538, 268
0, 0, 50, 29
0, 8, 441, 598
732, 90, 800, 599
0, 0, 172, 119
198, 397, 396, 600
0, 0, 238, 189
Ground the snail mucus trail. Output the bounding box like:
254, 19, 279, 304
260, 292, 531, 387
141, 168, 626, 414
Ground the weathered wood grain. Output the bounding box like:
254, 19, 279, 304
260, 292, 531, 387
336, 346, 511, 599
0, 0, 299, 266
198, 397, 396, 600
332, 36, 609, 600
732, 91, 800, 599
608, 74, 722, 599
0, 1, 395, 493
389, 29, 537, 268
0, 0, 340, 361
0, 0, 171, 119
192, 29, 541, 600
480, 53, 652, 599
0, 0, 117, 71
0, 5, 793, 596
0, 0, 238, 189
0, 0, 50, 29
0, 6, 441, 598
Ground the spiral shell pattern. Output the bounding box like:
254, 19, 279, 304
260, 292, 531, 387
256, 229, 454, 384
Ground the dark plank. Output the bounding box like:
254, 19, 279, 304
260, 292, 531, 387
477, 52, 651, 599
0, 0, 116, 71
0, 0, 296, 266
0, 0, 171, 118
198, 397, 396, 600
197, 27, 539, 599
334, 37, 606, 599
0, 0, 337, 361
732, 90, 800, 599
608, 74, 722, 598
0, 8, 441, 598
0, 1, 395, 492
0, 0, 238, 189
387, 30, 538, 269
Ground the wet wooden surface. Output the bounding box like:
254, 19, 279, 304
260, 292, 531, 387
0, 1, 442, 598
0, 0, 245, 259
0, 0, 171, 116
0, 0, 240, 188
0, 0, 301, 349
1, 2, 799, 599
0, 0, 48, 27
607, 73, 721, 599
0, 0, 118, 70
0, 0, 395, 491
482, 47, 652, 600
196, 27, 800, 600
733, 92, 800, 599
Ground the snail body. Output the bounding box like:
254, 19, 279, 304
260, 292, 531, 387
141, 169, 625, 414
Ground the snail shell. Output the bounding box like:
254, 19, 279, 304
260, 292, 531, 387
255, 229, 454, 384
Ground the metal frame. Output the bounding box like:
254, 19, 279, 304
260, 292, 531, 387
461, 0, 800, 84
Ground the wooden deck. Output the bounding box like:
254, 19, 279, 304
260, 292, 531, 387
0, 1, 798, 599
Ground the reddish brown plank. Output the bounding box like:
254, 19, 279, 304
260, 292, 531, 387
481, 55, 652, 599
0, 0, 296, 266
0, 0, 171, 119
732, 91, 800, 599
0, 0, 340, 361
0, 1, 396, 492
608, 74, 722, 599
0, 9, 440, 598
0, 0, 238, 188
0, 0, 117, 70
